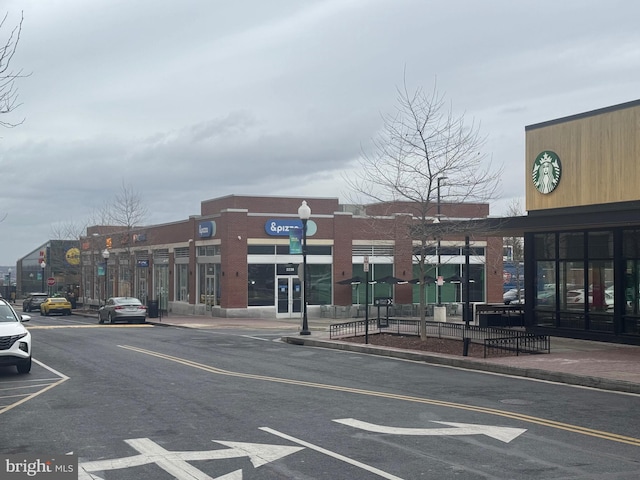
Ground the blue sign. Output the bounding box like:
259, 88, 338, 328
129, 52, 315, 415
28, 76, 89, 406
137, 259, 149, 268
133, 233, 147, 243
198, 221, 216, 238
265, 219, 317, 236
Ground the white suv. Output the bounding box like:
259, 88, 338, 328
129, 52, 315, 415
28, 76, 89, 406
0, 299, 32, 374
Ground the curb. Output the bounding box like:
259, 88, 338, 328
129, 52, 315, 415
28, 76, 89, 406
281, 336, 640, 395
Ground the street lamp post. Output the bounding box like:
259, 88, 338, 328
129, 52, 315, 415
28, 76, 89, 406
41, 261, 46, 294
102, 249, 110, 305
436, 176, 447, 306
298, 200, 311, 336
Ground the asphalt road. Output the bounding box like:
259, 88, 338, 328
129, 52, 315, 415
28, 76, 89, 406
1, 313, 639, 479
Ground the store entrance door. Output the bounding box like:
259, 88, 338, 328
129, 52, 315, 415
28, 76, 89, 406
276, 276, 301, 318
205, 274, 215, 312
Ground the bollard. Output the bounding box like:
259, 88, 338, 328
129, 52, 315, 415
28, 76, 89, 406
462, 338, 470, 356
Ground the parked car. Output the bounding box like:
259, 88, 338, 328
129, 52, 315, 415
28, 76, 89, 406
565, 288, 614, 309
503, 288, 524, 304
40, 297, 72, 316
0, 299, 32, 374
98, 297, 147, 324
22, 293, 49, 313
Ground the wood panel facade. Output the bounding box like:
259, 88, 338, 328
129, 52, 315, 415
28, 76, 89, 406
526, 99, 640, 211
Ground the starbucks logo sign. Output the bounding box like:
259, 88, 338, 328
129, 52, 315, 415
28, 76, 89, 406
532, 151, 561, 194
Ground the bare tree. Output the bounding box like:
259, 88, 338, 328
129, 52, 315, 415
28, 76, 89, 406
0, 12, 26, 222
51, 202, 116, 240
346, 77, 502, 340
50, 220, 87, 241
105, 181, 148, 295
0, 11, 27, 129
109, 181, 148, 229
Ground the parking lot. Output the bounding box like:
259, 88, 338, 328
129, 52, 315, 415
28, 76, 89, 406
0, 359, 69, 415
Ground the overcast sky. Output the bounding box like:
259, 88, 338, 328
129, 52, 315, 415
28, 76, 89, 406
0, 0, 639, 265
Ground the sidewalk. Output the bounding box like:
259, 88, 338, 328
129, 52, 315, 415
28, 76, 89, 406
145, 313, 640, 395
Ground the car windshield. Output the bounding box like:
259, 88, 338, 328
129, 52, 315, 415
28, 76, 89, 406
50, 298, 67, 303
0, 304, 19, 322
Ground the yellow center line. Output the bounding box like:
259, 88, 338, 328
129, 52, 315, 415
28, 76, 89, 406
28, 324, 153, 329
119, 345, 640, 447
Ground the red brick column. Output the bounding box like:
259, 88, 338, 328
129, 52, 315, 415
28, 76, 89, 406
393, 214, 413, 304
486, 236, 504, 303
219, 209, 248, 309
333, 212, 353, 306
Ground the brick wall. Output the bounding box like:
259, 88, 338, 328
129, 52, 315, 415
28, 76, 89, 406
219, 210, 248, 308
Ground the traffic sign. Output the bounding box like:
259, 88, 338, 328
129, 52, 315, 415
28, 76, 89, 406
47, 277, 56, 286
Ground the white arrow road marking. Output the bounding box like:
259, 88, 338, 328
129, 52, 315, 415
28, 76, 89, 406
333, 418, 527, 443
78, 438, 303, 480
262, 427, 406, 480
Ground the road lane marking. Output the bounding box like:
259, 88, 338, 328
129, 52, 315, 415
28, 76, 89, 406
261, 427, 404, 479
333, 418, 527, 443
0, 359, 68, 415
119, 345, 640, 447
78, 437, 303, 480
28, 324, 153, 329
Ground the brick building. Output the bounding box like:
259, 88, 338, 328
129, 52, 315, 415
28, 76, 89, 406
79, 195, 502, 319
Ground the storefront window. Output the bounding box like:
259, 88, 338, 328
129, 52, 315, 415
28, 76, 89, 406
535, 261, 556, 310
352, 264, 393, 304
623, 260, 640, 335
248, 264, 275, 306
198, 264, 219, 308
463, 264, 485, 302
308, 264, 331, 305
559, 232, 584, 259
560, 261, 584, 311
410, 264, 437, 305
588, 260, 613, 313
118, 257, 131, 297
589, 231, 613, 257
176, 264, 188, 302
534, 233, 555, 260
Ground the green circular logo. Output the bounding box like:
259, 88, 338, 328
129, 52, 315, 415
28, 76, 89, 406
532, 151, 561, 194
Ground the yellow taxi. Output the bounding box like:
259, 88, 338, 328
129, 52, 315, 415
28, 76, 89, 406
40, 297, 73, 316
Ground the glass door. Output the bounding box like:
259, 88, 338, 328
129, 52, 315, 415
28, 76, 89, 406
205, 274, 215, 312
154, 264, 169, 313
276, 276, 301, 318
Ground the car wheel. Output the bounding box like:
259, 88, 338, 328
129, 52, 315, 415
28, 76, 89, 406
25, 305, 30, 312
98, 315, 104, 324
17, 357, 32, 374
109, 313, 115, 324
66, 309, 71, 316
40, 309, 44, 316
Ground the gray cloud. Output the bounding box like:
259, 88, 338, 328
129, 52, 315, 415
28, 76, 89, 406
0, 0, 639, 263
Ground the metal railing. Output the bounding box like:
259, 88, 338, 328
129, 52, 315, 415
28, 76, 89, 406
330, 319, 522, 340
329, 318, 550, 358
484, 334, 551, 357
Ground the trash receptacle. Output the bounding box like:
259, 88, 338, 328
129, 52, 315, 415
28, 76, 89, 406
479, 313, 501, 327
147, 299, 159, 318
